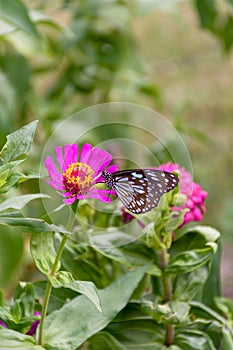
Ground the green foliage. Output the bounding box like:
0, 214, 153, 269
1, 121, 231, 349
195, 0, 233, 51
0, 225, 24, 288
91, 231, 161, 274
0, 194, 49, 211
0, 0, 39, 38
0, 120, 38, 165
0, 213, 71, 234
0, 120, 39, 193
0, 282, 36, 333
0, 329, 43, 349
42, 265, 149, 350
30, 232, 58, 275
0, 1, 232, 349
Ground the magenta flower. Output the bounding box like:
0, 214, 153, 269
26, 311, 41, 335
45, 143, 117, 204
0, 320, 7, 328
158, 162, 208, 225
120, 207, 145, 227
121, 206, 135, 225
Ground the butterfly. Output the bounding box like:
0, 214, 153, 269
102, 169, 179, 214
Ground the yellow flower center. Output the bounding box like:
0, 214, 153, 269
62, 162, 94, 195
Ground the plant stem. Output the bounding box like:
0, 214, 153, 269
37, 213, 75, 346
160, 248, 174, 346
37, 278, 52, 345
38, 234, 67, 346
165, 324, 175, 347
160, 249, 172, 302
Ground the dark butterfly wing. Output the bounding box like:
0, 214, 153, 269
109, 169, 179, 214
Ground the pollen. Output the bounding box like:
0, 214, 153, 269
62, 162, 94, 195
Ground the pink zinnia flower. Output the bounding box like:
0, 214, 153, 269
45, 143, 117, 204
158, 163, 208, 226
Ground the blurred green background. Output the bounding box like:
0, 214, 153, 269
0, 0, 233, 296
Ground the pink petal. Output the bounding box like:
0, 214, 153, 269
63, 144, 78, 170
183, 210, 193, 224
80, 144, 92, 162
200, 204, 206, 213
64, 196, 77, 204
94, 164, 118, 183
106, 164, 118, 173
87, 188, 113, 202
45, 179, 63, 191
63, 191, 72, 198
159, 162, 179, 173
55, 146, 64, 170
81, 146, 112, 175
201, 190, 208, 200
44, 156, 63, 188
76, 193, 87, 200
193, 207, 202, 221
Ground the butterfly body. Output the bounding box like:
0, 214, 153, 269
102, 169, 179, 214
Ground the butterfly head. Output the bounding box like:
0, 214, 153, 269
102, 171, 114, 189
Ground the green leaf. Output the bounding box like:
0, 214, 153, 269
201, 242, 221, 309
175, 224, 220, 243
112, 302, 147, 322
0, 168, 10, 188
165, 210, 188, 234
91, 232, 160, 275
190, 300, 227, 324
0, 194, 50, 212
33, 281, 77, 314
1, 52, 31, 99
0, 213, 71, 234
43, 265, 149, 350
220, 327, 233, 350
175, 329, 216, 350
65, 280, 102, 312
0, 224, 24, 288
0, 290, 7, 307
166, 243, 217, 274
0, 161, 21, 186
103, 320, 166, 350
14, 282, 35, 320
214, 297, 233, 322
183, 225, 221, 243
90, 329, 168, 350
0, 173, 22, 193
173, 266, 209, 301
47, 270, 79, 288
89, 331, 126, 350
0, 172, 42, 193
48, 271, 102, 312
0, 282, 36, 333
195, 0, 217, 30
0, 329, 43, 349
0, 73, 15, 139
143, 301, 190, 325
0, 120, 38, 165
145, 222, 166, 251
0, 0, 39, 38
60, 237, 106, 288
30, 232, 57, 275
